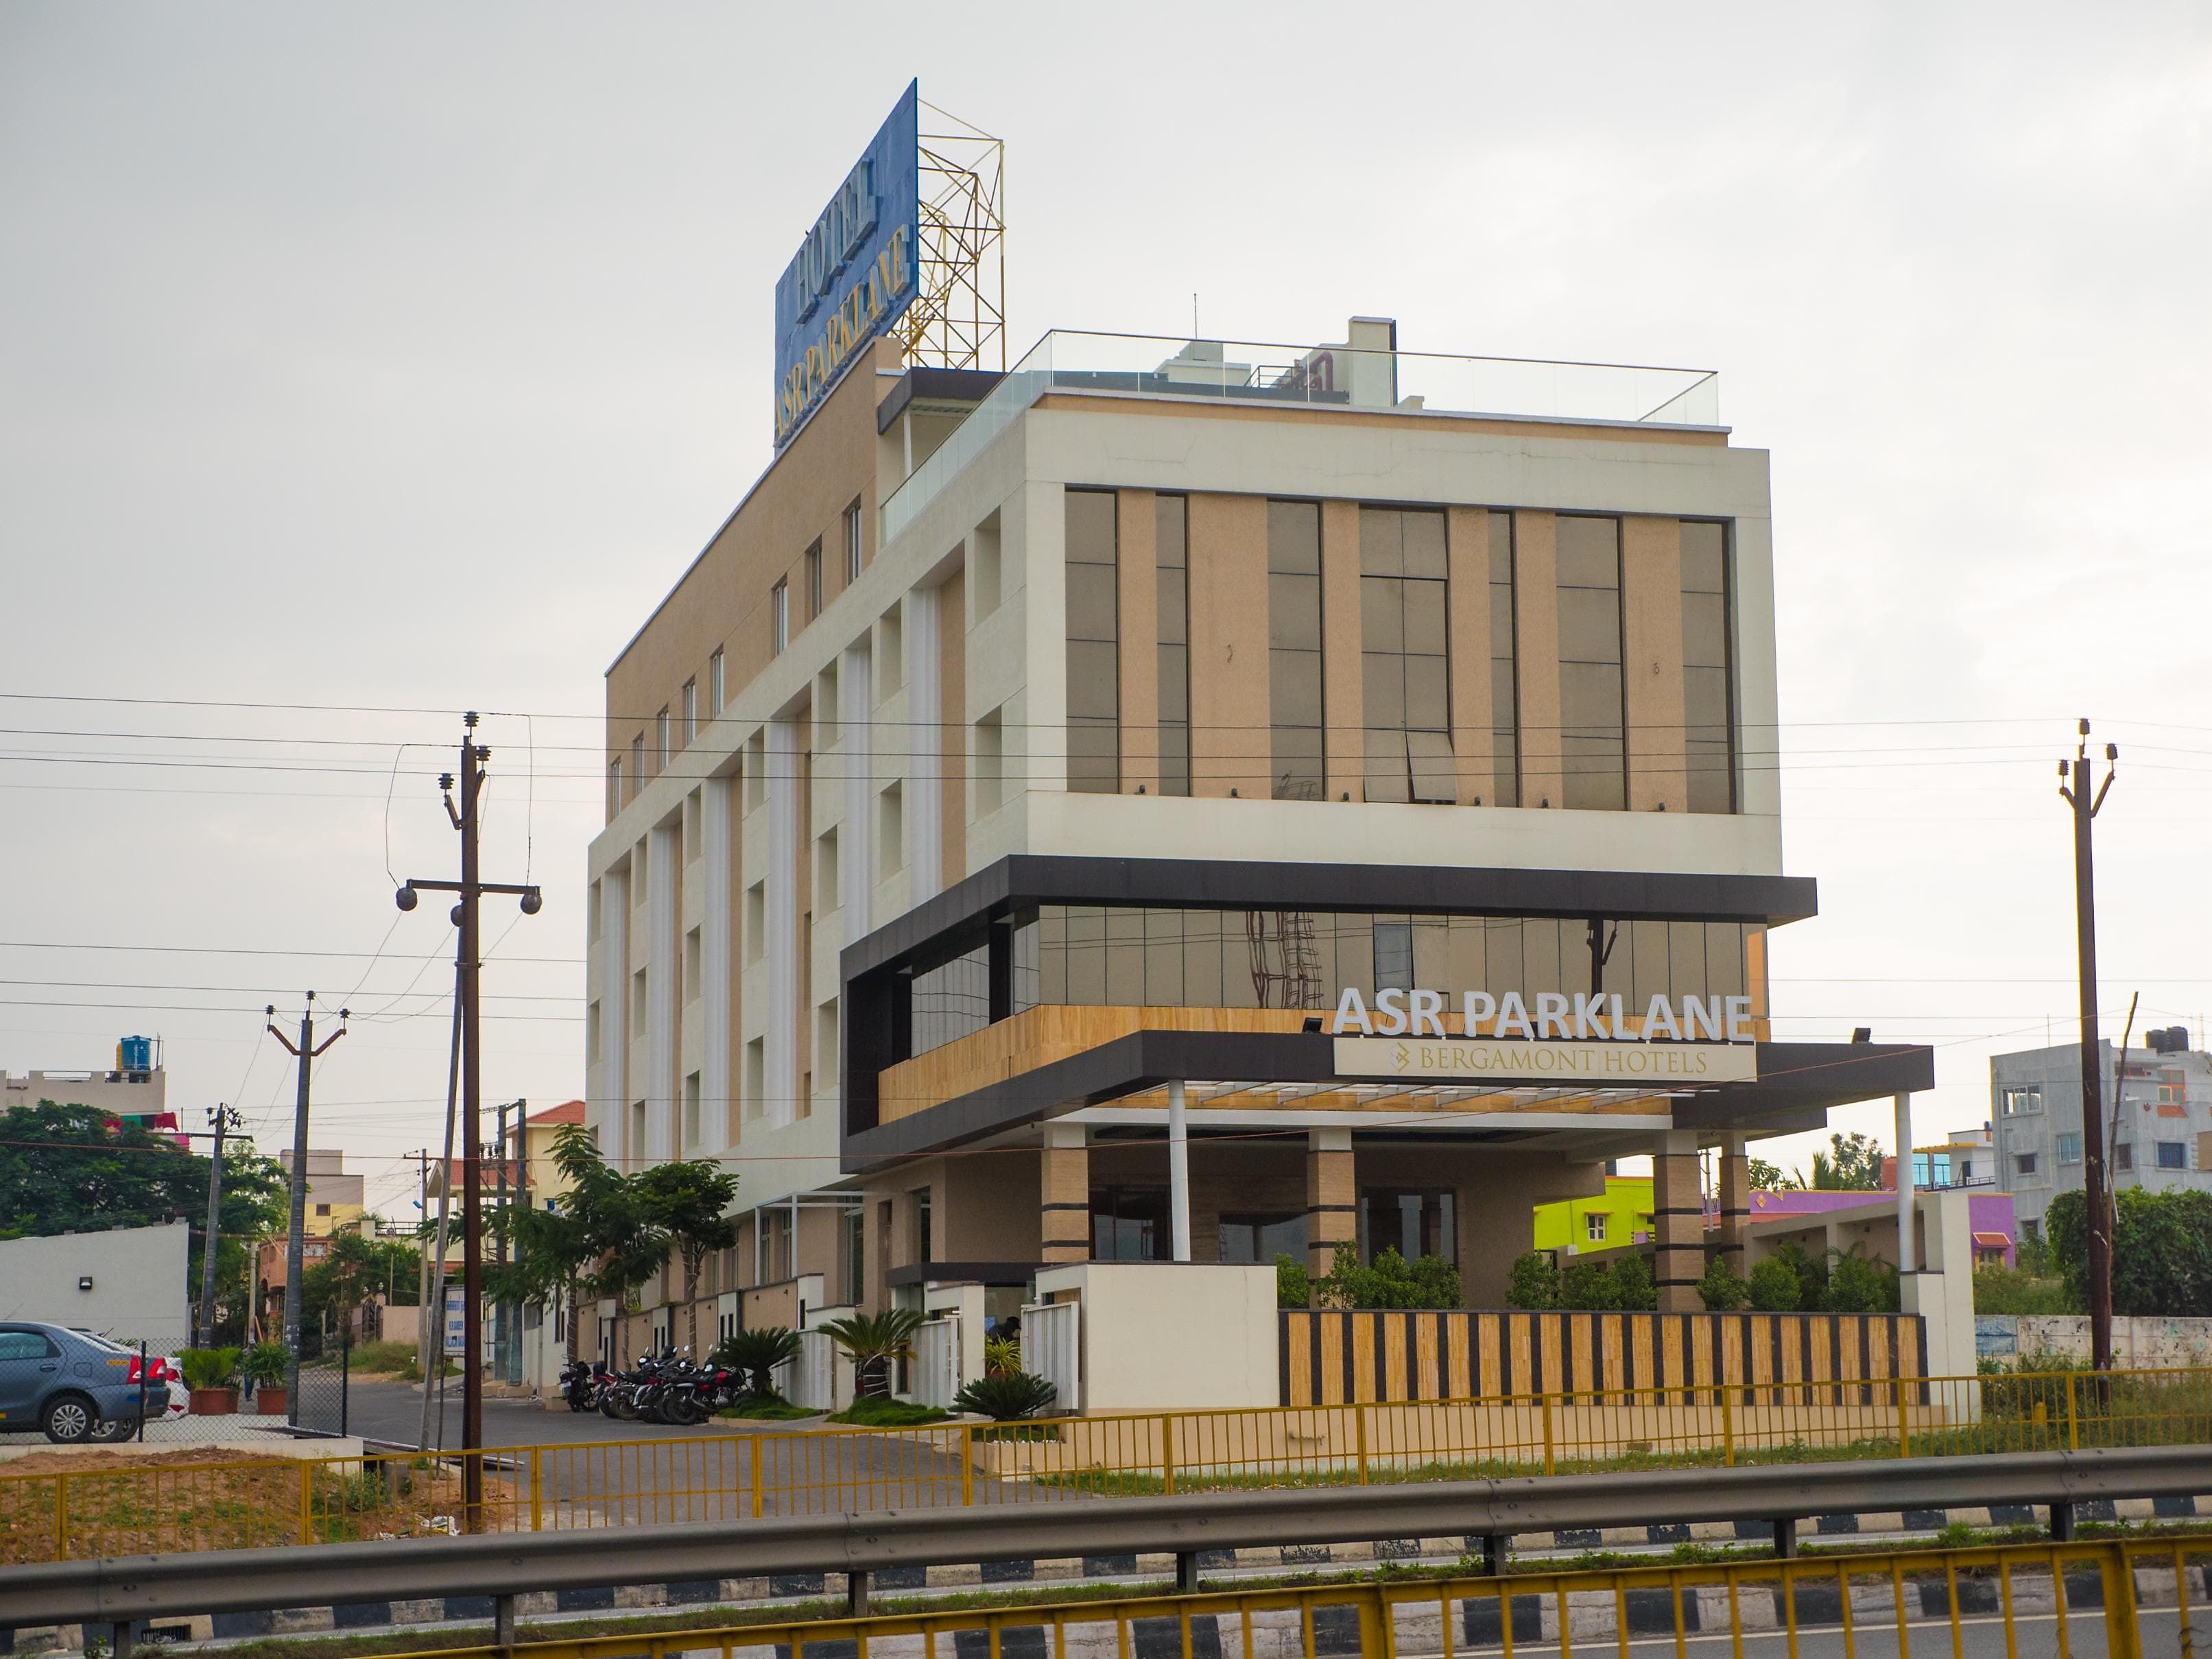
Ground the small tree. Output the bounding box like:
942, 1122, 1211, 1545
1822, 1243, 1899, 1313
820, 1308, 926, 1398
633, 1158, 740, 1357
1748, 1158, 1799, 1192
1274, 1252, 1311, 1310
1316, 1244, 1462, 1310
490, 1123, 664, 1365
1507, 1252, 1560, 1311
1809, 1132, 1885, 1192
1747, 1256, 1800, 1311
1561, 1258, 1617, 1310
1697, 1254, 1750, 1311
710, 1327, 802, 1396
1610, 1252, 1657, 1311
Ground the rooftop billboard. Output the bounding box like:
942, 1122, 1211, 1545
772, 80, 920, 449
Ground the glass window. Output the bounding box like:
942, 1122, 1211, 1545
912, 942, 991, 1056
843, 1207, 865, 1306
1092, 1186, 1167, 1261
656, 708, 670, 769
805, 539, 823, 621
0, 1330, 56, 1361
2056, 1132, 2082, 1163
1268, 500, 1324, 801
2001, 1086, 2043, 1115
1360, 507, 1453, 804
710, 648, 725, 713
1220, 1212, 1307, 1264
1065, 489, 1119, 794
1372, 920, 1414, 993
1488, 512, 1519, 807
1556, 516, 1625, 811
1680, 521, 1734, 813
844, 499, 864, 584
1359, 1188, 1455, 1265
1584, 1212, 1607, 1243
772, 580, 789, 655
629, 734, 643, 789
2159, 1141, 2188, 1169
607, 758, 622, 818
682, 680, 697, 745
912, 1189, 933, 1262
1156, 494, 1191, 797
2015, 1153, 2038, 1177
2115, 1142, 2134, 1170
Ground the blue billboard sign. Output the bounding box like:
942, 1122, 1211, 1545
773, 81, 920, 449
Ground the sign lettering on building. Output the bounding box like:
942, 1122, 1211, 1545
1331, 986, 1757, 1042
773, 81, 922, 450
1332, 1036, 1759, 1084
1327, 987, 1759, 1085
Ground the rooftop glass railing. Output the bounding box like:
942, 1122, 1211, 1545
880, 330, 1720, 545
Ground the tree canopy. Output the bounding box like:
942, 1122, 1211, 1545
2047, 1186, 2212, 1316
0, 1101, 285, 1340
1808, 1131, 1886, 1191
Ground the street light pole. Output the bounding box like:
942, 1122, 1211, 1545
2058, 719, 2118, 1376
269, 995, 348, 1412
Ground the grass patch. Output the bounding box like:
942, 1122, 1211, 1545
826, 1397, 951, 1427
337, 1340, 419, 1374
717, 1396, 819, 1422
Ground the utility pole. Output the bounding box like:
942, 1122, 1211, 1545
413, 1149, 433, 1382
396, 713, 541, 1529
195, 1103, 243, 1347
2058, 718, 2118, 1375
269, 994, 348, 1413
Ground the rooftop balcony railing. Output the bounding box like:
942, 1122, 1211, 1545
881, 329, 1720, 544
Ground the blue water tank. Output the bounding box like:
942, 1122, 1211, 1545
118, 1035, 152, 1072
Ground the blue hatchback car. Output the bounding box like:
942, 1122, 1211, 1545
0, 1322, 172, 1442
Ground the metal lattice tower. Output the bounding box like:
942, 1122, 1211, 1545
897, 100, 1006, 373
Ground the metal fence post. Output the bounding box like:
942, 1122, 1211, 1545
750, 1436, 765, 1519
137, 1341, 147, 1444
341, 1328, 350, 1437
529, 1447, 543, 1531
52, 1473, 67, 1562
1894, 1374, 1911, 1459
1355, 1403, 1369, 1485
297, 1459, 313, 1546
961, 1423, 975, 1506
1160, 1414, 1176, 1496
1541, 1394, 1556, 1477
1720, 1385, 1735, 1467
2067, 1371, 2080, 1451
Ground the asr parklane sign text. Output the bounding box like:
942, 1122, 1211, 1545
1329, 986, 1759, 1085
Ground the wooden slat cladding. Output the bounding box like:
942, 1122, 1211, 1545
1279, 1309, 1927, 1407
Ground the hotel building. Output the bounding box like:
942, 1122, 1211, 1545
583, 317, 1933, 1337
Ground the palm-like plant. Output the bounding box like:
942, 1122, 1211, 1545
819, 1308, 926, 1399
953, 1371, 1056, 1420
710, 1326, 803, 1396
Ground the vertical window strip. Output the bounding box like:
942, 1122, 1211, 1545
1358, 506, 1453, 804
1156, 494, 1191, 797
1680, 520, 1735, 813
845, 499, 864, 584
1554, 516, 1626, 811
1064, 489, 1120, 794
1488, 511, 1520, 807
772, 580, 789, 655
1267, 500, 1324, 801
805, 539, 823, 621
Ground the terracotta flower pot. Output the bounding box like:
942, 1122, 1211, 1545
254, 1387, 287, 1416
189, 1387, 237, 1416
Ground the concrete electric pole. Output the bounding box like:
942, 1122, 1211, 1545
269, 994, 348, 1413
2058, 718, 2117, 1376
195, 1103, 243, 1347
396, 713, 541, 1529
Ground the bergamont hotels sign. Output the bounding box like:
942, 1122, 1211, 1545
772, 80, 922, 449
1330, 988, 1759, 1084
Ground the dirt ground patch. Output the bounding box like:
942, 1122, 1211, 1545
0, 1446, 292, 1477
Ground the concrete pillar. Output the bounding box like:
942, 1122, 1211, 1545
1894, 1092, 1916, 1274
1718, 1131, 1751, 1271
1654, 1130, 1704, 1312
1167, 1079, 1191, 1263
1040, 1122, 1090, 1265
1306, 1127, 1356, 1278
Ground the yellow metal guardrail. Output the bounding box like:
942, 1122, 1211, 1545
191, 1538, 2200, 1659
5, 1366, 2211, 1564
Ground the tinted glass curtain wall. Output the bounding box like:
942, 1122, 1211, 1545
1156, 495, 1191, 797
1267, 501, 1324, 801
1555, 516, 1626, 811
1065, 490, 1120, 793
1359, 506, 1453, 803
1680, 520, 1735, 813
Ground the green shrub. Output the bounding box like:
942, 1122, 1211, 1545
241, 1341, 292, 1386
984, 1333, 1023, 1377
827, 1395, 948, 1427
1317, 1243, 1461, 1310
1821, 1245, 1899, 1313
717, 1397, 817, 1420
952, 1371, 1056, 1420
1610, 1252, 1657, 1311
2050, 1186, 2212, 1315
1561, 1259, 1617, 1310
1973, 1269, 2074, 1316
347, 1339, 417, 1374
1506, 1252, 1560, 1310
1775, 1243, 1828, 1309
709, 1327, 802, 1395
178, 1346, 241, 1390
1747, 1257, 1800, 1311
1697, 1255, 1750, 1311
1275, 1253, 1312, 1309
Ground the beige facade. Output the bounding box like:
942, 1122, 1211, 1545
585, 313, 1922, 1357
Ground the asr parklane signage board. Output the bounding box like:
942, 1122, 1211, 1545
1329, 986, 1759, 1086
773, 80, 922, 449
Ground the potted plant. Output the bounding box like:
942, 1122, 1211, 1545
178, 1346, 242, 1416
242, 1342, 292, 1415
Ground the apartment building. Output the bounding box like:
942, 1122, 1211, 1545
584, 289, 1938, 1330
1991, 1031, 2212, 1239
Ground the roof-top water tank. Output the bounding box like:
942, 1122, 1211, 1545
117, 1035, 152, 1073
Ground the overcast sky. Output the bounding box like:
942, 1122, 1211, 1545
3, 4, 2209, 1220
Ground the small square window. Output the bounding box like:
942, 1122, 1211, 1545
1584, 1212, 1606, 1243
2014, 1152, 2038, 1177
2158, 1141, 2188, 1170
2001, 1086, 2043, 1116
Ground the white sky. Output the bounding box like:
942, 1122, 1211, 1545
3, 4, 2209, 1223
